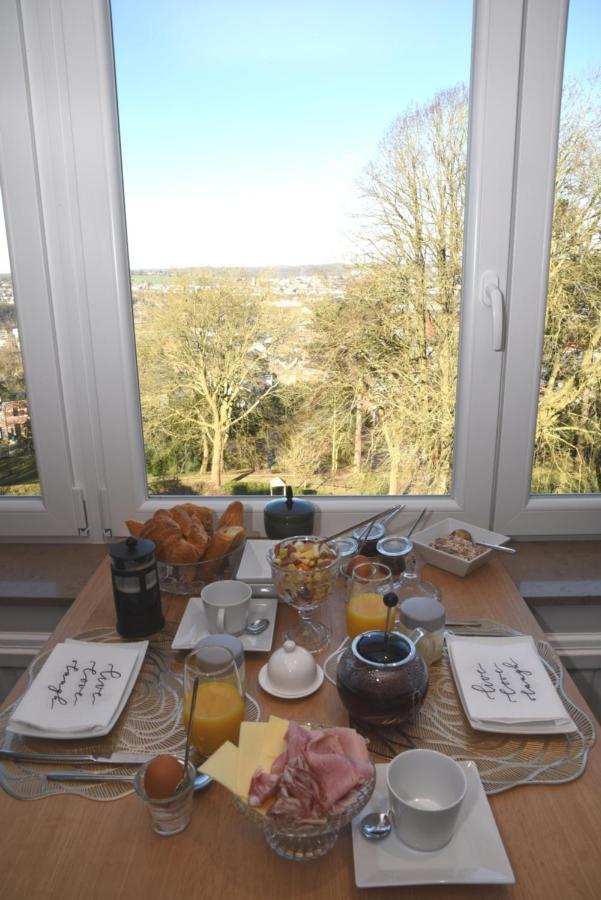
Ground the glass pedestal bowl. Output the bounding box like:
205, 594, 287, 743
233, 766, 376, 860
157, 540, 246, 596
267, 537, 340, 653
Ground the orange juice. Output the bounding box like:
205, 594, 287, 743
346, 592, 390, 639
183, 680, 245, 756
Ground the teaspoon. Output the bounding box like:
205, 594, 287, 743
451, 529, 516, 554
360, 810, 392, 841
245, 617, 269, 635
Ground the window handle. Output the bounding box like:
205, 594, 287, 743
481, 271, 505, 351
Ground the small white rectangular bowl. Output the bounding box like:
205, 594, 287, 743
411, 518, 510, 577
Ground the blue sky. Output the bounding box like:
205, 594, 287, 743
112, 0, 474, 268
1, 0, 600, 272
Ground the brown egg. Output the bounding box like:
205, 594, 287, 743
143, 754, 184, 799
346, 554, 372, 578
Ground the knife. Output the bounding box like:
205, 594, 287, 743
45, 771, 213, 790
0, 749, 158, 765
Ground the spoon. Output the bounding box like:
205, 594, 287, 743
451, 528, 516, 554
179, 674, 199, 791
245, 617, 269, 635
360, 810, 392, 841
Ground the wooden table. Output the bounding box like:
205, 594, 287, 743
0, 557, 599, 900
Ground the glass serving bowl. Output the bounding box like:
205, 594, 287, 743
157, 540, 246, 596
267, 536, 340, 652
233, 764, 376, 860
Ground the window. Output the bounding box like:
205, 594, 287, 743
0, 0, 82, 537
493, 0, 601, 534
0, 188, 40, 496
111, 0, 473, 500
1, 0, 598, 539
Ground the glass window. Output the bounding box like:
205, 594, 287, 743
531, 0, 601, 495
0, 187, 40, 497
111, 0, 472, 499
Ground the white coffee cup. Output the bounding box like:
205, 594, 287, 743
386, 749, 467, 851
201, 580, 252, 636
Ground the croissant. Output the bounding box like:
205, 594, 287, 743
140, 516, 179, 545
187, 521, 209, 557
157, 532, 199, 564
126, 519, 145, 538
180, 503, 214, 537
169, 505, 194, 537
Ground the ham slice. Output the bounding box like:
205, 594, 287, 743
248, 769, 280, 807
255, 723, 372, 820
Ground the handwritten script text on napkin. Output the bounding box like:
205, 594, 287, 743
472, 658, 536, 704
48, 658, 123, 710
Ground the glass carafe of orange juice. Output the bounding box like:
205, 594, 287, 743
346, 562, 394, 639
183, 645, 245, 757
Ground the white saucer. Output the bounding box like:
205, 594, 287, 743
172, 597, 278, 652
351, 762, 514, 888
258, 663, 324, 699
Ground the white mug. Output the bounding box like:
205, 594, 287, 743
386, 749, 467, 851
201, 580, 252, 636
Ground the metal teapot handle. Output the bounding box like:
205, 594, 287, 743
409, 627, 426, 647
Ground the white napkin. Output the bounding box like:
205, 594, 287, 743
446, 635, 576, 734
8, 640, 146, 735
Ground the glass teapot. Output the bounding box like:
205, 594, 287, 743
336, 628, 429, 726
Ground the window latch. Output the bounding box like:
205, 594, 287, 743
481, 271, 505, 351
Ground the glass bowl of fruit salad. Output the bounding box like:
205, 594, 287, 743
267, 537, 340, 652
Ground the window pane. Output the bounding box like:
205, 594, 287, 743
111, 0, 472, 497
0, 186, 40, 496
531, 0, 601, 494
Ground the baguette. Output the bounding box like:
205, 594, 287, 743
201, 525, 245, 580
217, 500, 244, 529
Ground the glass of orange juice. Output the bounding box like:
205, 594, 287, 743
346, 563, 394, 640
183, 645, 245, 757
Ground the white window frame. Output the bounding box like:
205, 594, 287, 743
493, 0, 601, 536
0, 0, 83, 537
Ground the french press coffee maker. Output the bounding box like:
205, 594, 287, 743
109, 536, 165, 638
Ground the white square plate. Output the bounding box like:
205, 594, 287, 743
7, 640, 147, 740
235, 539, 277, 585
351, 762, 514, 888
446, 635, 576, 734
171, 596, 278, 652
411, 518, 510, 577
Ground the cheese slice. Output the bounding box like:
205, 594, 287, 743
261, 715, 289, 769
199, 741, 240, 795
236, 721, 269, 797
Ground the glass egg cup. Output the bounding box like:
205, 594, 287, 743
267, 536, 340, 653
